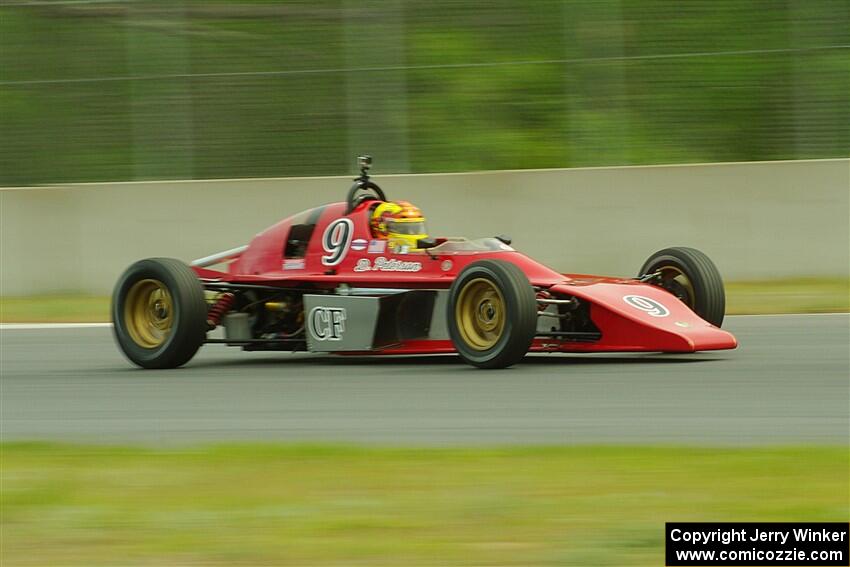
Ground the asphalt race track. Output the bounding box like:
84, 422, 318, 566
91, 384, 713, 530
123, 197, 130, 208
1, 314, 847, 446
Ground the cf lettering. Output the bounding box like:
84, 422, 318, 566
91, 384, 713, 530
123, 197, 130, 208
309, 307, 346, 341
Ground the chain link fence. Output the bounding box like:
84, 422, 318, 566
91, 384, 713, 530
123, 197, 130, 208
1, 0, 848, 185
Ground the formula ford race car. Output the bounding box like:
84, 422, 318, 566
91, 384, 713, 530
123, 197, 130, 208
112, 156, 737, 370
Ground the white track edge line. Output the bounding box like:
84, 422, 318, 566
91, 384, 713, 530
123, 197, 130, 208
728, 313, 849, 317
0, 323, 113, 330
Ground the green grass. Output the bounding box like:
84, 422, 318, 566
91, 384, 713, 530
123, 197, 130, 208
0, 294, 112, 323
0, 444, 846, 566
1, 278, 847, 322
725, 278, 849, 315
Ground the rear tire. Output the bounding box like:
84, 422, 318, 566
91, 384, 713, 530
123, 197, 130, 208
447, 259, 537, 369
112, 258, 208, 368
639, 247, 726, 327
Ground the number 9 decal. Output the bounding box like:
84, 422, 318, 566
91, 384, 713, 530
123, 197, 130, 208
623, 295, 670, 317
321, 218, 353, 266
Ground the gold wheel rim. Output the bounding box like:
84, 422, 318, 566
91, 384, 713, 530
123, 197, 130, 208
658, 265, 695, 307
124, 279, 174, 348
455, 278, 505, 351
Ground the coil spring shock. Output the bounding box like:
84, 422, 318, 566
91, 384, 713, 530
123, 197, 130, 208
207, 292, 235, 329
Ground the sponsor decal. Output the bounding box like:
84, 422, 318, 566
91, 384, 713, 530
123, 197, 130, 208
367, 239, 386, 254
308, 306, 346, 341
440, 259, 453, 272
623, 294, 670, 317
282, 258, 305, 270
353, 256, 423, 273
351, 238, 368, 251
321, 218, 353, 266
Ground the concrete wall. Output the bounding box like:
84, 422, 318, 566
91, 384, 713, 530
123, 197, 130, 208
1, 159, 848, 296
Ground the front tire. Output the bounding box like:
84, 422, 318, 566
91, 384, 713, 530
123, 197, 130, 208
639, 247, 726, 327
112, 258, 208, 369
447, 259, 537, 369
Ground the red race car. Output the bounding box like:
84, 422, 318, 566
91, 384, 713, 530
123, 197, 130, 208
112, 156, 736, 369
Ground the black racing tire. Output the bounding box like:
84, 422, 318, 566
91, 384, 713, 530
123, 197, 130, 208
639, 247, 726, 327
112, 258, 208, 369
447, 259, 537, 369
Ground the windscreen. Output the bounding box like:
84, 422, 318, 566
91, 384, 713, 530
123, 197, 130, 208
388, 221, 427, 235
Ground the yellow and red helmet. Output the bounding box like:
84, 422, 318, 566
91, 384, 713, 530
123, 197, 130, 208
371, 200, 428, 251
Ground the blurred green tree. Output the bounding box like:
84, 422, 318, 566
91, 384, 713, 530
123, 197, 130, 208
0, 0, 847, 185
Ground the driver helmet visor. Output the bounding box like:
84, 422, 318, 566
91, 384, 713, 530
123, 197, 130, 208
387, 219, 427, 236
